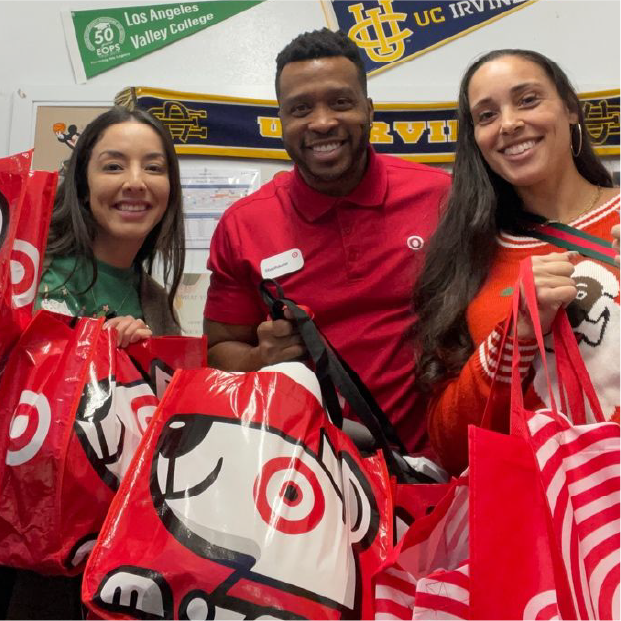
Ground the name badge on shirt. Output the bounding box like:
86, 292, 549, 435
260, 248, 304, 279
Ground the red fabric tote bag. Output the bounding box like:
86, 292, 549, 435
373, 473, 470, 620
506, 260, 620, 620
373, 259, 620, 620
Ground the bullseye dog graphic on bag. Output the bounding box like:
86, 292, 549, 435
83, 363, 391, 620
73, 342, 158, 493
75, 335, 207, 493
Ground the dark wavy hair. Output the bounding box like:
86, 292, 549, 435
412, 49, 613, 392
275, 27, 367, 99
45, 105, 185, 320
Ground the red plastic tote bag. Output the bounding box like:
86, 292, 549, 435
0, 151, 56, 365
0, 311, 206, 574
125, 335, 207, 400
83, 362, 393, 620
0, 311, 147, 573
82, 279, 441, 620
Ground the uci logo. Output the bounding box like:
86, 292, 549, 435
348, 0, 413, 63
84, 17, 125, 57
147, 101, 208, 143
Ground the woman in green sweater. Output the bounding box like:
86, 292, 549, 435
36, 105, 185, 345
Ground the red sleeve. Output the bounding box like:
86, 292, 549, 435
204, 213, 264, 326
427, 321, 538, 476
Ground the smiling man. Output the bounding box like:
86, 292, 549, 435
203, 28, 450, 455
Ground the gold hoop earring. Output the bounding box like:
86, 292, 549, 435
571, 123, 583, 158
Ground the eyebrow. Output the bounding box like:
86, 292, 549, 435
282, 85, 357, 105
470, 81, 542, 109
97, 150, 165, 159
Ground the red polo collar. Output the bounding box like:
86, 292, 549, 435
289, 147, 388, 222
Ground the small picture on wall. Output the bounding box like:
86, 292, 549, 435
32, 105, 109, 172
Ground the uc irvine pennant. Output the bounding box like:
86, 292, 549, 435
61, 1, 265, 82
116, 86, 620, 163
329, 0, 538, 75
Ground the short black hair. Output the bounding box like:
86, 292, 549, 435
275, 27, 367, 99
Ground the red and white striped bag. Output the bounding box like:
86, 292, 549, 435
374, 477, 470, 620
373, 259, 620, 620
516, 258, 620, 620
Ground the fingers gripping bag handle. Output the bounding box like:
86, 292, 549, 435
507, 258, 606, 435
260, 278, 433, 484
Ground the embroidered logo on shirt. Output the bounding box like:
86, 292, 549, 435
406, 235, 424, 250
260, 248, 304, 279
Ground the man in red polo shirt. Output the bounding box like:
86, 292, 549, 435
204, 28, 450, 454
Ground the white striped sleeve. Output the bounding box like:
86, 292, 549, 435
477, 322, 538, 384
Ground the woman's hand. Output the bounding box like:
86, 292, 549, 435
104, 315, 152, 347
611, 223, 620, 266
516, 252, 578, 340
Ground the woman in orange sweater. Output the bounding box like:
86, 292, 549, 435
412, 49, 620, 476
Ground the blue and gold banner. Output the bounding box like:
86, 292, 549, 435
326, 0, 538, 76
115, 86, 620, 163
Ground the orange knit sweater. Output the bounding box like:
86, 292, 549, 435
428, 195, 620, 475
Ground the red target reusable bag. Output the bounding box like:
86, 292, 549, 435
83, 361, 393, 620
0, 151, 56, 366
0, 311, 145, 573
0, 310, 206, 574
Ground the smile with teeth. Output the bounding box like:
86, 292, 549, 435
501, 139, 539, 156
114, 202, 149, 212
311, 142, 341, 153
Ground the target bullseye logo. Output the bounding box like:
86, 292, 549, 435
406, 235, 424, 250
253, 457, 325, 534
11, 239, 40, 308
7, 390, 51, 466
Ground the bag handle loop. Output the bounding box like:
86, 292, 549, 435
509, 259, 605, 434
259, 279, 432, 484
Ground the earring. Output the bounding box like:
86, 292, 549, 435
571, 123, 583, 158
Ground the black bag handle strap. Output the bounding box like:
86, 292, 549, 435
259, 279, 431, 483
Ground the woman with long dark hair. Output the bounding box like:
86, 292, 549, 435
36, 106, 185, 345
412, 49, 619, 475
3, 106, 187, 620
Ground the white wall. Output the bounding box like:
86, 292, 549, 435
1, 0, 619, 163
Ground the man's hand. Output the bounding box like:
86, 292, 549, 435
205, 311, 307, 372
256, 308, 305, 366
516, 252, 578, 340
104, 316, 152, 348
